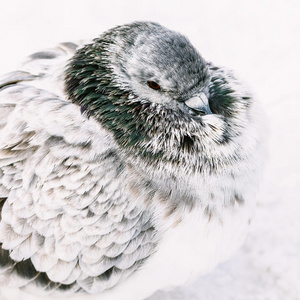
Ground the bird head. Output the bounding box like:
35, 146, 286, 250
65, 22, 253, 176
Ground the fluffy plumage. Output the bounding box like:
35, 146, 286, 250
0, 22, 265, 300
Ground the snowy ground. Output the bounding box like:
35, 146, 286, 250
0, 0, 299, 299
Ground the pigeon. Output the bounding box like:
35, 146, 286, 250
0, 22, 266, 300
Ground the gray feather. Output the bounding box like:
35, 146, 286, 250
0, 21, 266, 299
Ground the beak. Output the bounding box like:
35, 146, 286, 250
184, 92, 212, 115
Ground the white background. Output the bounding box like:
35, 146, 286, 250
0, 0, 299, 299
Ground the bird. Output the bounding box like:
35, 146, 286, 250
0, 21, 266, 300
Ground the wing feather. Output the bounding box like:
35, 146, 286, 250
0, 44, 157, 295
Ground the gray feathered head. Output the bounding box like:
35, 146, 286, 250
65, 21, 252, 175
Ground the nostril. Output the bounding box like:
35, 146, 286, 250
184, 93, 213, 116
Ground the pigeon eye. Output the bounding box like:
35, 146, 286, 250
147, 81, 160, 90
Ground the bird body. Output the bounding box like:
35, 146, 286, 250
0, 22, 265, 299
